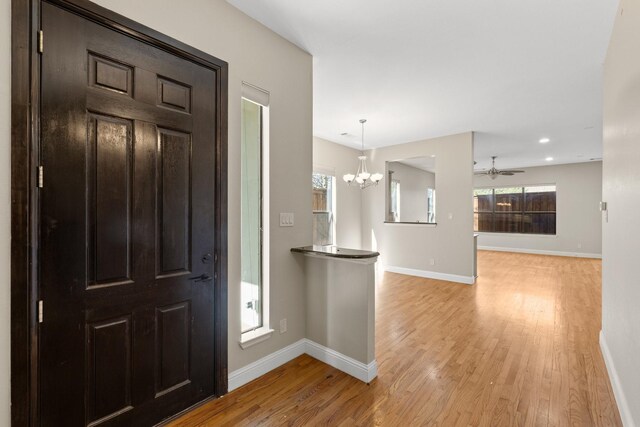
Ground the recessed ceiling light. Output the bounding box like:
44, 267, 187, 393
545, 157, 554, 161
539, 137, 550, 144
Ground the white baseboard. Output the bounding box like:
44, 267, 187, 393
228, 338, 377, 391
228, 339, 306, 391
384, 265, 475, 285
600, 331, 636, 427
304, 339, 377, 383
478, 246, 602, 259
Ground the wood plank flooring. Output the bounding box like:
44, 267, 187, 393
170, 251, 622, 426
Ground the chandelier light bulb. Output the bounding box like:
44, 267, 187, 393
343, 173, 355, 183
359, 172, 371, 180
371, 173, 383, 182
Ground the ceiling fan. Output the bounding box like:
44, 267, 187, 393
474, 156, 525, 180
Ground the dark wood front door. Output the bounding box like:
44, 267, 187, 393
38, 2, 224, 425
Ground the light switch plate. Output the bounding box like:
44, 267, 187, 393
280, 213, 294, 227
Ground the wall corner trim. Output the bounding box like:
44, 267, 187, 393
304, 339, 377, 383
478, 246, 602, 259
228, 339, 378, 391
384, 265, 475, 285
600, 330, 637, 427
228, 339, 306, 391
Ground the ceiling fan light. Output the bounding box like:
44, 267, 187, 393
478, 156, 526, 179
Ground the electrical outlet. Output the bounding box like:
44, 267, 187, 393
429, 258, 435, 266
280, 213, 294, 227
279, 318, 287, 334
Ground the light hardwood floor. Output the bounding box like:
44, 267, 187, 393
170, 251, 622, 426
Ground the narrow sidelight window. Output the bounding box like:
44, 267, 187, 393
241, 97, 268, 334
389, 179, 401, 222
427, 188, 436, 223
312, 171, 336, 246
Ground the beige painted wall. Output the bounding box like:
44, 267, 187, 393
305, 256, 375, 364
362, 132, 475, 279
474, 161, 602, 257
602, 0, 640, 424
313, 137, 363, 249
1, 0, 312, 421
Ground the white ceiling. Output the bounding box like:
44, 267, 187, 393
227, 0, 618, 170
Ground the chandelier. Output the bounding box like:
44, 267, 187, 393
343, 119, 383, 189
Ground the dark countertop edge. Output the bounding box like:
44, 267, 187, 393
383, 221, 437, 225
290, 246, 380, 259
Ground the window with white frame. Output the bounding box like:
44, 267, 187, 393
312, 171, 336, 246
427, 188, 436, 223
389, 179, 401, 221
473, 185, 556, 234
240, 83, 271, 344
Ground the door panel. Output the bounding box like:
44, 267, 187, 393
86, 316, 133, 424
155, 302, 191, 396
157, 128, 192, 276
87, 114, 134, 288
157, 77, 192, 113
39, 2, 221, 425
89, 53, 134, 96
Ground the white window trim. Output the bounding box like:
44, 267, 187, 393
390, 179, 401, 221
239, 327, 274, 349
384, 222, 437, 227
312, 167, 337, 246
240, 86, 271, 348
313, 164, 336, 177
475, 232, 558, 238
473, 183, 558, 236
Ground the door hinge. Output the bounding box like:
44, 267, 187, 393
38, 300, 44, 323
38, 30, 44, 53
38, 166, 44, 188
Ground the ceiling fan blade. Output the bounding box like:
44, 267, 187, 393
500, 170, 525, 174
499, 172, 515, 176
474, 171, 490, 175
